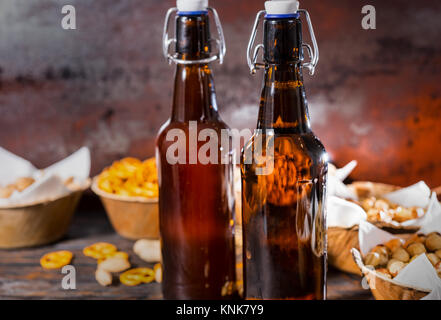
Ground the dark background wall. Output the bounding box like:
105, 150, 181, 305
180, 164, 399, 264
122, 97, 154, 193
0, 0, 440, 188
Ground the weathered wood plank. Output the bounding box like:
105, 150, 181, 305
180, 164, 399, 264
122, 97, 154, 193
0, 209, 371, 300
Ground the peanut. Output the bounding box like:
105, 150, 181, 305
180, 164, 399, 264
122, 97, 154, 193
95, 268, 112, 286
133, 239, 161, 263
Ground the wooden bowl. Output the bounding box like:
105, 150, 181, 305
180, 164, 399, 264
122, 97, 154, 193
328, 181, 419, 275
91, 178, 159, 240
351, 248, 430, 300
0, 182, 89, 249
328, 226, 361, 275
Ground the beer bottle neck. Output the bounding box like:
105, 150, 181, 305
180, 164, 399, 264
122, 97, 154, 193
172, 64, 219, 122
172, 13, 219, 122
257, 17, 311, 133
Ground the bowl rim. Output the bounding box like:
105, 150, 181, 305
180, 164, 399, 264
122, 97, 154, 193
0, 179, 90, 210
91, 176, 158, 204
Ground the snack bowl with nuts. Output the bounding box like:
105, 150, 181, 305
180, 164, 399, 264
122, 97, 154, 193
0, 147, 91, 249
351, 228, 441, 300
328, 181, 434, 275
91, 157, 159, 240
352, 248, 431, 300
0, 179, 90, 249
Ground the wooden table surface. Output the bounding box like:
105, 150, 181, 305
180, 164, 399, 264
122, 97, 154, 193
0, 207, 372, 300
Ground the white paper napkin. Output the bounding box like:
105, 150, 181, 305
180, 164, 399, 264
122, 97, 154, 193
0, 174, 70, 206
384, 181, 431, 209
0, 147, 90, 207
328, 161, 358, 200
394, 253, 441, 298
327, 196, 366, 228
358, 220, 399, 256
410, 192, 441, 234
43, 147, 91, 184
0, 148, 37, 185
334, 160, 358, 181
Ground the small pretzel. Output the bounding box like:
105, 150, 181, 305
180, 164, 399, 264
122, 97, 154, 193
83, 242, 117, 260
120, 268, 155, 286
97, 251, 129, 264
40, 251, 73, 269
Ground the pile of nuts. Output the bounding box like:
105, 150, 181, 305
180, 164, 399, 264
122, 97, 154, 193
364, 232, 441, 279
0, 177, 35, 198
40, 250, 73, 269
359, 197, 425, 223
0, 176, 76, 199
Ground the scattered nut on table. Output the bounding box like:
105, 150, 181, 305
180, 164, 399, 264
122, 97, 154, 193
98, 256, 131, 273
133, 239, 161, 263
96, 268, 113, 286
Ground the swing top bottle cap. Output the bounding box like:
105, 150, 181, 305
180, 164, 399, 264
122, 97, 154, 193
177, 0, 208, 12
265, 0, 299, 15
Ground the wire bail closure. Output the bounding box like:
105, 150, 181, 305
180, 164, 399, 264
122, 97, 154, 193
246, 9, 319, 75
162, 7, 226, 65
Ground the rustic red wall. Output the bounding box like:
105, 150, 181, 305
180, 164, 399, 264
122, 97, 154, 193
0, 0, 440, 187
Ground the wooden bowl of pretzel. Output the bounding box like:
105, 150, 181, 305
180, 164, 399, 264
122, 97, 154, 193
92, 157, 159, 240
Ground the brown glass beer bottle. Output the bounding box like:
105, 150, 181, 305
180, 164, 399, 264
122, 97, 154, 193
241, 0, 328, 300
156, 1, 236, 299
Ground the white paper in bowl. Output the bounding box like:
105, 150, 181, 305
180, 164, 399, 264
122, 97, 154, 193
0, 148, 37, 185
0, 147, 91, 208
327, 196, 366, 229
327, 161, 358, 200
409, 192, 441, 234
384, 181, 431, 209
43, 146, 91, 184
358, 220, 399, 256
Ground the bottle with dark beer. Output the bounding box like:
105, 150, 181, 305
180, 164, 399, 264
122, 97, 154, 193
156, 0, 236, 299
241, 0, 328, 299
